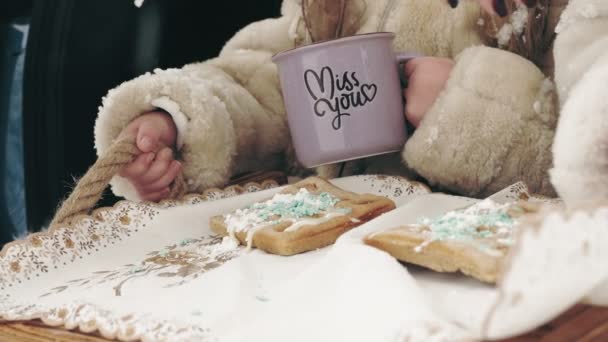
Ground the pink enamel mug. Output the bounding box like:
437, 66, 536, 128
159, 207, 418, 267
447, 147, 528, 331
272, 32, 417, 168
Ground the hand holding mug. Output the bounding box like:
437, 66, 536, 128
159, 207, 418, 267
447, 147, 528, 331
403, 57, 455, 128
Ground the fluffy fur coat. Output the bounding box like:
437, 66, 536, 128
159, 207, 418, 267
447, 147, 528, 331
94, 0, 607, 204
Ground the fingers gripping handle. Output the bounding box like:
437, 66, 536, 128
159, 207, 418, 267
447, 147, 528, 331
396, 52, 421, 64
396, 52, 422, 88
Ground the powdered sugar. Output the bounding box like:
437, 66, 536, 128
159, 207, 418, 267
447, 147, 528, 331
225, 243, 473, 342
413, 199, 520, 254
510, 5, 529, 35
208, 236, 240, 256
496, 24, 514, 47
496, 5, 529, 47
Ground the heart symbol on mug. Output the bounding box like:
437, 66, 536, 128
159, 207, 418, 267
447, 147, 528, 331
361, 84, 378, 102
304, 67, 335, 101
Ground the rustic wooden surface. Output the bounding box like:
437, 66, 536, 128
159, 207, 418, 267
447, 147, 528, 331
1, 305, 607, 341
2, 172, 607, 341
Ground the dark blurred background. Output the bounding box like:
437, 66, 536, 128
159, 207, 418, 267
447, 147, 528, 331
0, 0, 283, 247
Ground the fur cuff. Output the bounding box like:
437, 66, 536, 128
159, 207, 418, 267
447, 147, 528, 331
94, 66, 239, 198
150, 96, 189, 149
403, 46, 557, 197
110, 176, 141, 202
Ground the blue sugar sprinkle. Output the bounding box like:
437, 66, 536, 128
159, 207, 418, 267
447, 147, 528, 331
420, 204, 515, 242
250, 190, 343, 221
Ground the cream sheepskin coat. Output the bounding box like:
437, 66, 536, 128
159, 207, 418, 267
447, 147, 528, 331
94, 0, 607, 204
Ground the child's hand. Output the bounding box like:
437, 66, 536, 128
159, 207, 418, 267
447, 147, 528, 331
117, 111, 181, 202
403, 57, 454, 128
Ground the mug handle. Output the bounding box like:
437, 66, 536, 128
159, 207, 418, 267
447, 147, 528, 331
396, 52, 422, 88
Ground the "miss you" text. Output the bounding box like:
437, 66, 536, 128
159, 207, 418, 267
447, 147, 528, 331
304, 66, 378, 130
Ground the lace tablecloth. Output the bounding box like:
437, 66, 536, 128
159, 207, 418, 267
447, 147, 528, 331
1, 175, 607, 341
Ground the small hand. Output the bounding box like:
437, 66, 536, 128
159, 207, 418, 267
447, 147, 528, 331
117, 111, 181, 202
403, 57, 454, 128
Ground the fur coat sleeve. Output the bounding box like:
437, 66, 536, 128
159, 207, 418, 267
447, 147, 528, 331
403, 46, 558, 198
551, 0, 608, 204
94, 5, 300, 201
402, 3, 559, 198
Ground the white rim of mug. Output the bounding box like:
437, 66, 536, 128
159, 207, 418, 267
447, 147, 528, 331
272, 32, 396, 63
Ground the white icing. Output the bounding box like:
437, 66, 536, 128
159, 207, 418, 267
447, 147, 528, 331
223, 189, 353, 249
413, 199, 519, 254
414, 239, 434, 253
284, 211, 348, 233
217, 236, 240, 252
245, 224, 268, 250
